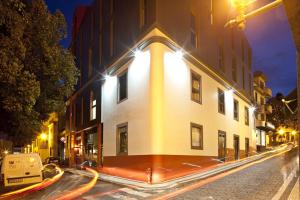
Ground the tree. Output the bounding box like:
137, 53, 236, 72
0, 0, 79, 144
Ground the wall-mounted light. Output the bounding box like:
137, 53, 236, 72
278, 129, 285, 135
292, 130, 297, 135
249, 106, 256, 113
40, 132, 47, 140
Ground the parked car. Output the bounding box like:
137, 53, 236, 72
1, 153, 43, 187
44, 157, 61, 166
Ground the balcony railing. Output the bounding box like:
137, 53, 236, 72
255, 119, 265, 128
265, 104, 272, 114
264, 87, 272, 97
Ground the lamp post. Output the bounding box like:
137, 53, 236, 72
225, 0, 300, 172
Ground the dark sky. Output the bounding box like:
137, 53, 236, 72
45, 0, 297, 96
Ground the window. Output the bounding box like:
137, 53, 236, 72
118, 71, 128, 102
242, 65, 245, 89
210, 0, 214, 25
117, 123, 128, 155
260, 97, 265, 105
241, 38, 245, 62
109, 0, 114, 57
90, 91, 96, 121
190, 13, 197, 48
88, 48, 93, 77
218, 89, 225, 114
219, 43, 225, 72
245, 107, 249, 125
139, 0, 146, 29
81, 97, 84, 125
255, 92, 257, 103
232, 55, 237, 82
191, 123, 203, 150
248, 73, 252, 92
109, 20, 114, 57
191, 71, 201, 103
248, 48, 252, 69
234, 99, 239, 121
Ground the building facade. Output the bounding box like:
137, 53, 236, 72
253, 71, 274, 150
66, 0, 256, 170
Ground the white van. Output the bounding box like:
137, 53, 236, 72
1, 153, 43, 187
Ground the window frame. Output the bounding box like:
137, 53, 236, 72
191, 71, 202, 104
218, 88, 225, 115
190, 123, 203, 150
117, 70, 128, 103
90, 91, 97, 121
233, 99, 239, 121
116, 122, 128, 156
245, 106, 249, 126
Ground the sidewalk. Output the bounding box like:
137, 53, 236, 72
288, 178, 299, 200
65, 144, 292, 190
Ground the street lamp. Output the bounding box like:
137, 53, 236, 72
226, 0, 283, 30
278, 129, 285, 135
40, 132, 47, 140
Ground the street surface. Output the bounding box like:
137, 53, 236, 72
1, 147, 298, 200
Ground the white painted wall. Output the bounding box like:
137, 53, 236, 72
101, 50, 151, 156
101, 29, 256, 157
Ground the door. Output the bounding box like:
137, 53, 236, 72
218, 131, 226, 161
234, 135, 240, 160
245, 138, 249, 157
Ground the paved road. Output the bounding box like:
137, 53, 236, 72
1, 147, 298, 200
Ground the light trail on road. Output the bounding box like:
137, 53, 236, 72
52, 167, 99, 200
152, 147, 293, 200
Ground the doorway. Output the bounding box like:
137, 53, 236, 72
233, 135, 240, 160
245, 138, 250, 157
218, 131, 226, 161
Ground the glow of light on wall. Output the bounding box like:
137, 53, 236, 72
130, 50, 150, 82
103, 74, 117, 98
164, 51, 188, 87
225, 89, 234, 115
292, 130, 297, 135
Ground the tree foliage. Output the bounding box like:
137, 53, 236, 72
0, 0, 79, 144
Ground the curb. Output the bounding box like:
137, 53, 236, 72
65, 145, 293, 191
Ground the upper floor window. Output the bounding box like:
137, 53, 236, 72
191, 123, 203, 150
245, 106, 249, 125
260, 97, 265, 105
219, 43, 225, 72
118, 71, 128, 103
90, 91, 96, 121
218, 89, 225, 114
232, 55, 237, 82
259, 80, 265, 89
242, 66, 245, 89
191, 71, 201, 103
88, 48, 93, 77
210, 0, 214, 25
234, 99, 239, 121
248, 48, 252, 69
190, 13, 198, 48
255, 92, 258, 103
139, 0, 146, 29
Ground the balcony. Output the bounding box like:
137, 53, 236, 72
265, 104, 272, 114
256, 119, 265, 128
264, 87, 272, 97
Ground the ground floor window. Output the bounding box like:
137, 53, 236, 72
117, 123, 128, 155
190, 123, 203, 150
85, 128, 98, 161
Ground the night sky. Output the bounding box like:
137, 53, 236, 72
45, 0, 297, 96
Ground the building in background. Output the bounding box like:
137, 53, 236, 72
253, 71, 274, 151
30, 113, 58, 162
65, 0, 256, 176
